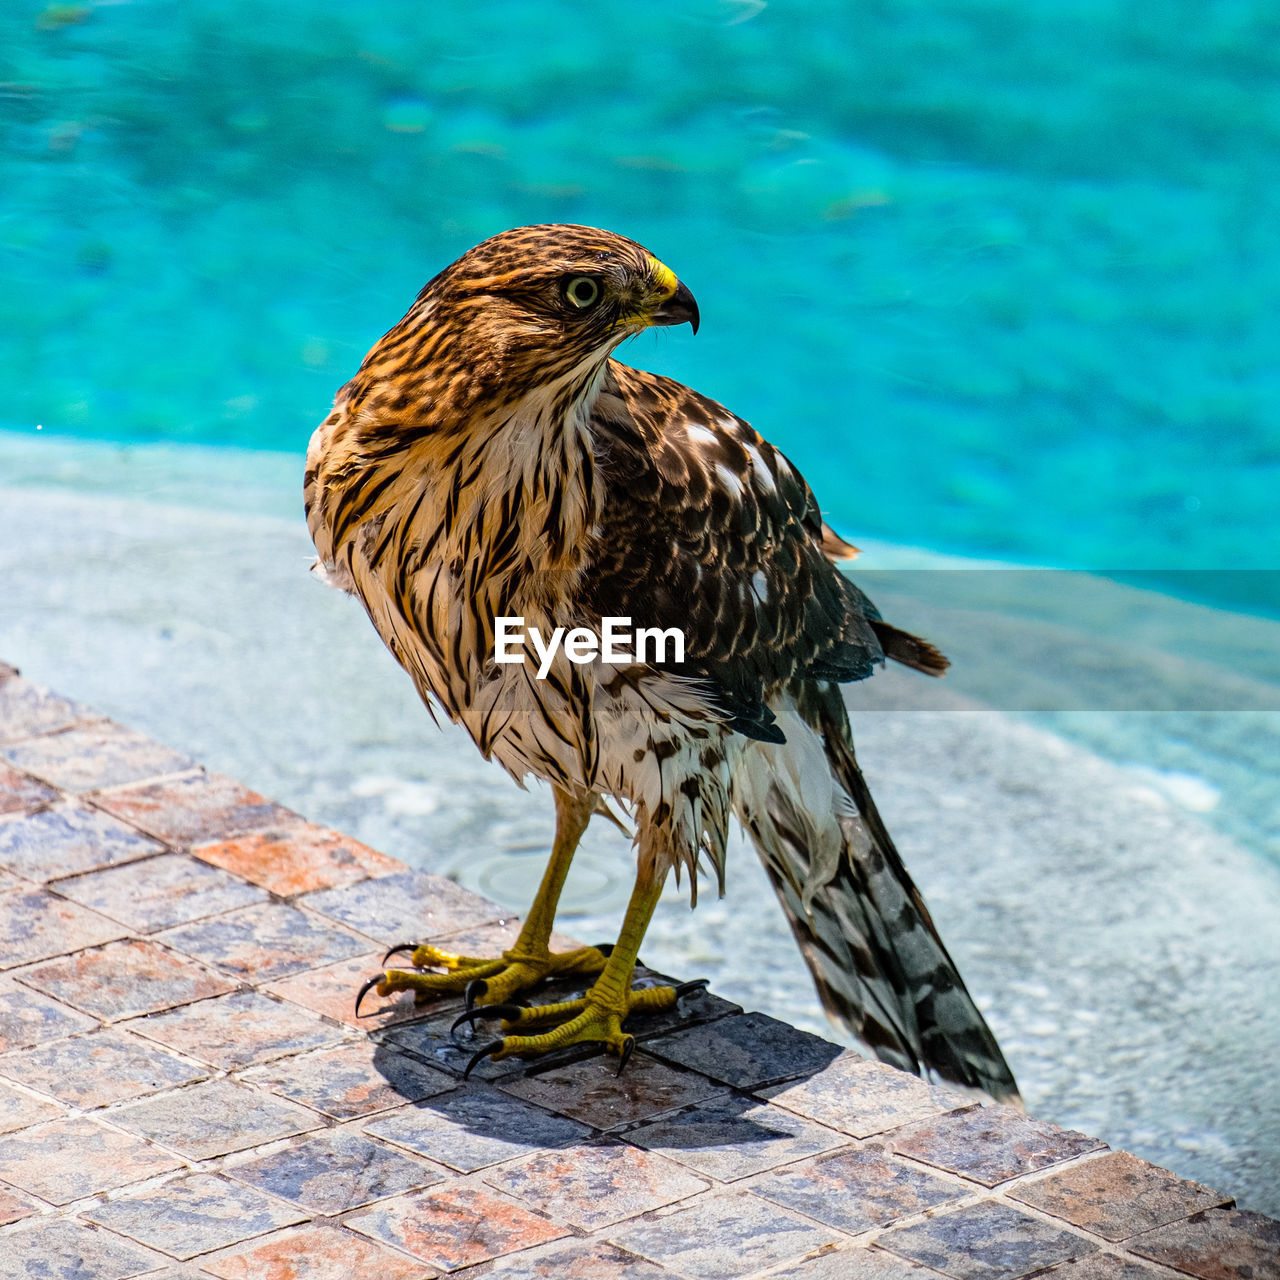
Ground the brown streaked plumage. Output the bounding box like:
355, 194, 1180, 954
305, 223, 1018, 1100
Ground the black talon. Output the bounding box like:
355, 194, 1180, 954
464, 978, 488, 1013
674, 978, 710, 999
382, 942, 420, 965
355, 974, 384, 1018
450, 1004, 525, 1044
616, 1035, 637, 1076
463, 1040, 503, 1079
592, 943, 615, 958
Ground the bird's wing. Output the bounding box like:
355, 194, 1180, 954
586, 365, 1014, 1100
583, 361, 934, 739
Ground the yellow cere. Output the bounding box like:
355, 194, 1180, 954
647, 256, 679, 301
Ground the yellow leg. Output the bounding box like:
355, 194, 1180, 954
358, 788, 608, 1013
463, 862, 673, 1073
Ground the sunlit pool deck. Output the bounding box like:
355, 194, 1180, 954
0, 663, 1276, 1280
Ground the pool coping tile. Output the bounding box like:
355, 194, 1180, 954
199, 1222, 438, 1279
82, 1170, 309, 1261
88, 770, 300, 848
482, 1138, 711, 1229
1009, 1150, 1234, 1242
123, 988, 346, 1071
0, 886, 128, 967
0, 1024, 209, 1109
154, 899, 371, 985
15, 936, 237, 1021
50, 852, 268, 934
0, 801, 165, 881
344, 1179, 569, 1271
238, 1038, 456, 1120
110, 1076, 324, 1160
0, 671, 1273, 1280
0, 674, 97, 745
192, 820, 404, 896
0, 721, 194, 793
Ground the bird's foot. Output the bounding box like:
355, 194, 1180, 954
452, 978, 708, 1075
355, 941, 611, 1016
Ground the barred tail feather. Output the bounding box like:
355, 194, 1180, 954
735, 683, 1019, 1103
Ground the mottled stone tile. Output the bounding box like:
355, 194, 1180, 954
0, 1217, 168, 1280
0, 1185, 38, 1226
501, 1052, 723, 1130
126, 989, 343, 1069
267, 951, 431, 1031
609, 1191, 838, 1280
1128, 1208, 1280, 1280
111, 1076, 322, 1159
90, 770, 298, 846
893, 1103, 1105, 1187
644, 1010, 841, 1088
878, 1201, 1098, 1280
0, 978, 97, 1050
113, 1075, 322, 1167
626, 1093, 846, 1181
365, 1086, 590, 1172
0, 1025, 206, 1107
0, 763, 58, 817
761, 1052, 956, 1138
0, 1078, 63, 1133
0, 675, 94, 744
51, 852, 267, 933
17, 937, 236, 1021
193, 820, 403, 896
0, 1113, 181, 1204
1011, 1151, 1232, 1242
381, 1008, 530, 1081
1037, 1257, 1177, 1280
485, 1140, 708, 1229
484, 1237, 673, 1278
768, 1246, 951, 1279
0, 722, 193, 792
303, 870, 507, 946
240, 1039, 454, 1120
0, 886, 126, 967
156, 901, 369, 983
227, 1125, 444, 1214
85, 1171, 307, 1260
0, 801, 164, 880
751, 1142, 964, 1233
347, 1183, 567, 1271
201, 1223, 436, 1280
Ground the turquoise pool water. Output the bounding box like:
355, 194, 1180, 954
4, 1, 1278, 612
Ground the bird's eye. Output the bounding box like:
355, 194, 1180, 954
562, 276, 602, 310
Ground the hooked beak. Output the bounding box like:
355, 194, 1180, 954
650, 278, 700, 334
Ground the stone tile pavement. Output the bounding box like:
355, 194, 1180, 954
0, 659, 1276, 1280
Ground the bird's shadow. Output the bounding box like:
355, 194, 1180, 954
364, 968, 845, 1162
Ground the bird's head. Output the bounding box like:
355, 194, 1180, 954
414, 224, 699, 392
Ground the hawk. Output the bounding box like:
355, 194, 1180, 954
305, 224, 1018, 1100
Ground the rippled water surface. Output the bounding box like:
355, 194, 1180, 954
4, 0, 1279, 606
